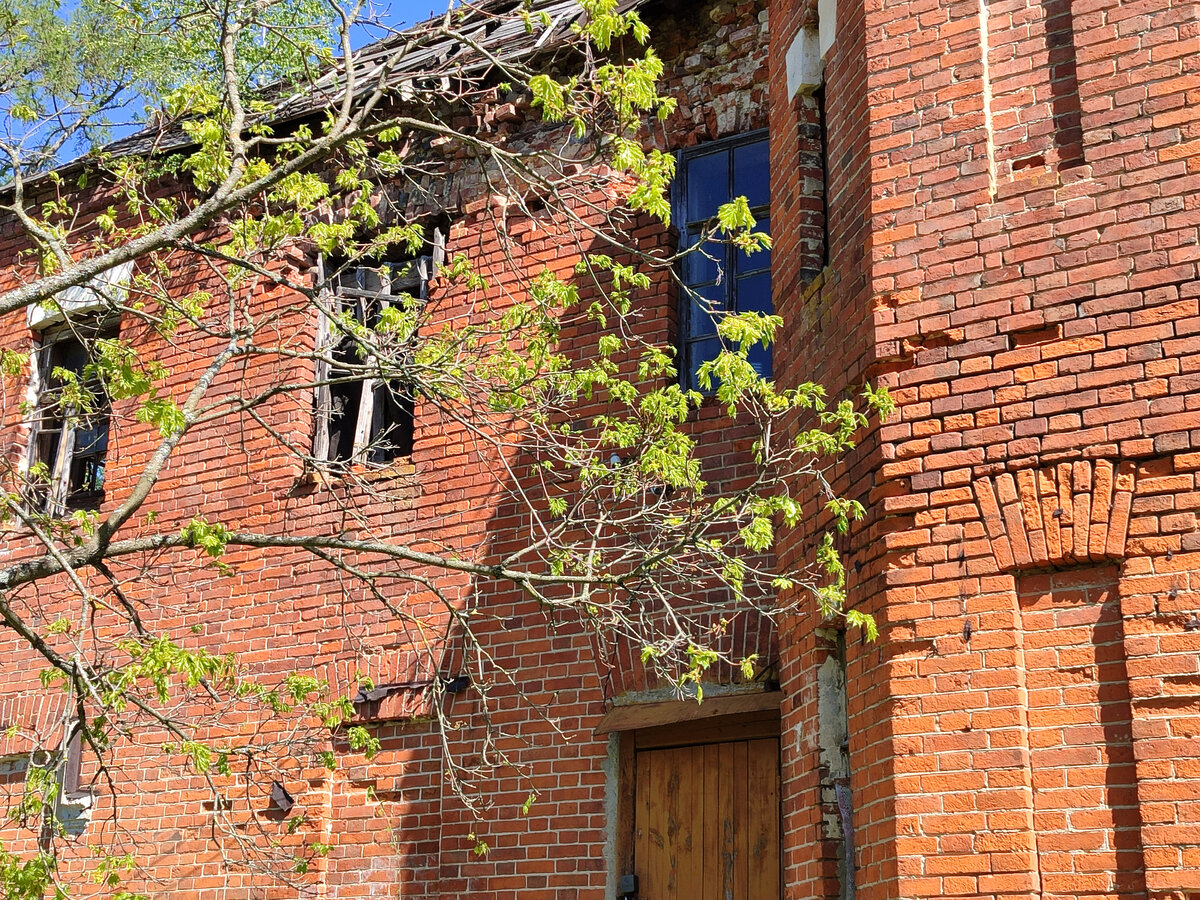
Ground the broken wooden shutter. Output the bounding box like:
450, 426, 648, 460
348, 270, 389, 464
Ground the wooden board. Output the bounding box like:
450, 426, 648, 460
634, 709, 780, 751
746, 738, 780, 899
595, 690, 781, 735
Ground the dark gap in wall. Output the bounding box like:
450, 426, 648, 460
815, 83, 830, 270
1041, 0, 1085, 168
818, 633, 854, 900
1010, 323, 1063, 347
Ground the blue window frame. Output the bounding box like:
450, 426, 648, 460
673, 131, 771, 391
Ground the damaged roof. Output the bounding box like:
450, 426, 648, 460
101, 0, 644, 161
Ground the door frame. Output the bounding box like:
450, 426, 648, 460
612, 703, 782, 895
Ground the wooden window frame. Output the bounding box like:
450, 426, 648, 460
26, 319, 119, 514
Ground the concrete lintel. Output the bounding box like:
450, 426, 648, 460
786, 26, 824, 97
28, 260, 133, 330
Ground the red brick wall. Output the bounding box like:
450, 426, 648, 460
0, 3, 798, 897
767, 0, 1200, 894
7, 0, 1196, 894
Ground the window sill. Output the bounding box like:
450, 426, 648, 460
685, 390, 740, 422
300, 457, 417, 488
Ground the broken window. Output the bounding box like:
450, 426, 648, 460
28, 321, 118, 513
674, 131, 772, 390
313, 245, 439, 467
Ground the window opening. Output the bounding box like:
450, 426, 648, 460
29, 321, 117, 512
314, 233, 443, 467
674, 131, 771, 391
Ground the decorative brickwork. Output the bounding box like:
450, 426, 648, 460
772, 0, 1200, 893
973, 460, 1138, 571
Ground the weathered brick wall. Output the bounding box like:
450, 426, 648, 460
0, 2, 795, 897
769, 0, 895, 895
768, 0, 1200, 895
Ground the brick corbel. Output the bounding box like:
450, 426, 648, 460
973, 459, 1137, 571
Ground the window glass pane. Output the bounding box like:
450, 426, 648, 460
49, 339, 88, 379
686, 149, 730, 223
390, 257, 428, 297
686, 232, 723, 285
685, 283, 726, 339
747, 342, 772, 381
733, 140, 770, 210
687, 336, 723, 388
68, 420, 107, 501
735, 272, 772, 315
345, 266, 388, 295
73, 418, 108, 456
735, 217, 771, 275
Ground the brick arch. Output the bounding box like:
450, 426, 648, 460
973, 459, 1137, 571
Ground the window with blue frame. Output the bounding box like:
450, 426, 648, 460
674, 131, 771, 391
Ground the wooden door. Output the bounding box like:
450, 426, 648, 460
633, 737, 780, 900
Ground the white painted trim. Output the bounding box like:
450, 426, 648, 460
28, 261, 134, 330
818, 0, 837, 59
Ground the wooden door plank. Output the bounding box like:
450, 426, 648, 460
617, 737, 636, 880
717, 740, 734, 900
651, 749, 671, 900
747, 738, 781, 899
667, 746, 685, 900
701, 742, 719, 900
733, 740, 749, 900
765, 739, 781, 899
675, 745, 702, 900
636, 750, 652, 899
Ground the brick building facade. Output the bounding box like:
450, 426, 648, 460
772, 0, 1200, 895
1, 0, 1199, 897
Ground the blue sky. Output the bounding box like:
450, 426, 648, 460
13, 0, 462, 165
379, 0, 448, 30
353, 0, 451, 49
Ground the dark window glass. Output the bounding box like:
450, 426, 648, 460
686, 148, 730, 221
685, 233, 722, 285
675, 132, 771, 390
327, 346, 364, 464
733, 141, 771, 209
367, 386, 415, 463
735, 272, 772, 315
